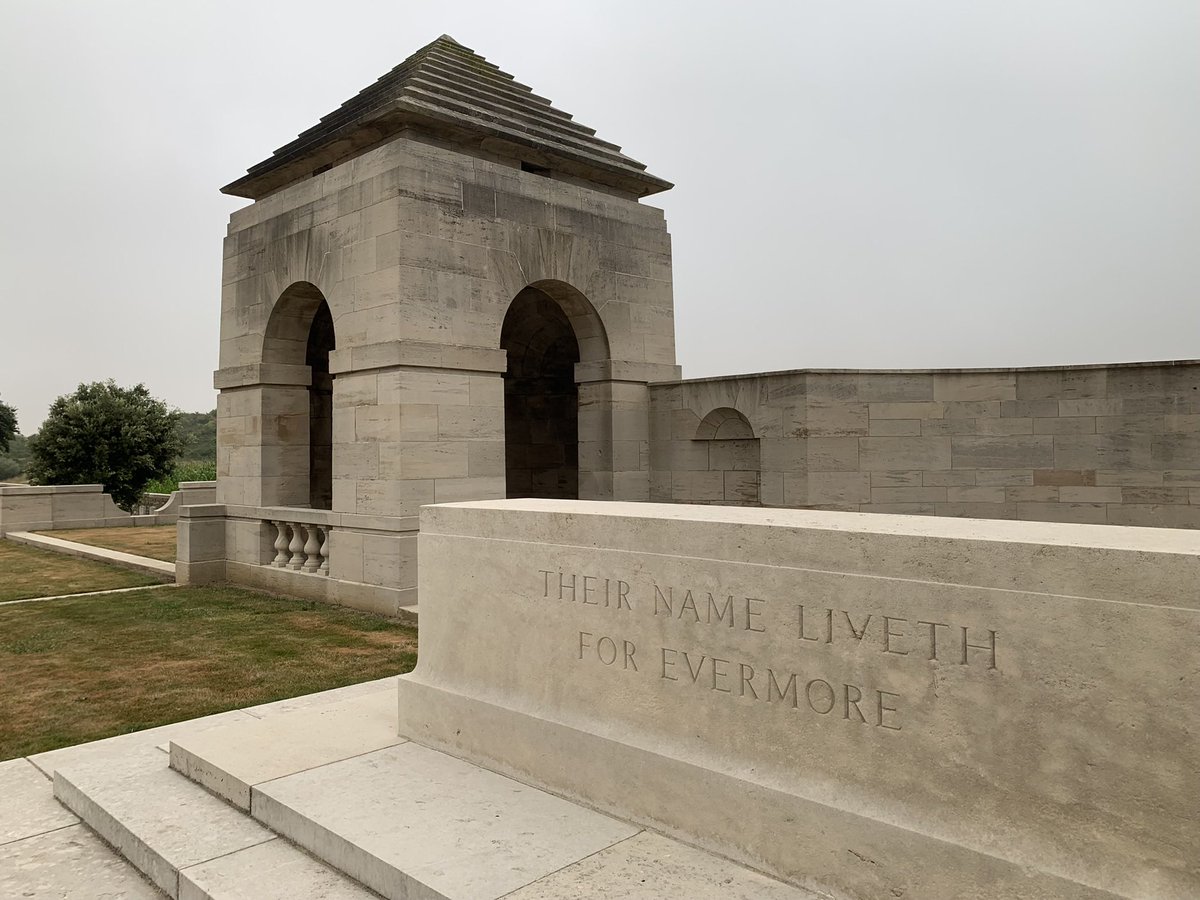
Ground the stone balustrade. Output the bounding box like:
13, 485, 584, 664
268, 516, 330, 576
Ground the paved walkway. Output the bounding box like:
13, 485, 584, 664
0, 678, 397, 899
0, 582, 176, 606
5, 531, 175, 580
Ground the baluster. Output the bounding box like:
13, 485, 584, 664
301, 525, 322, 573
271, 521, 290, 567
318, 526, 331, 576
287, 522, 305, 570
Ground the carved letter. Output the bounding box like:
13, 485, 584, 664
767, 669, 798, 708
617, 580, 632, 610
843, 611, 872, 641
960, 627, 998, 670
805, 679, 836, 715
597, 636, 618, 666
843, 683, 866, 723
798, 605, 821, 642
683, 651, 707, 684
577, 631, 592, 660
739, 663, 760, 699
708, 593, 735, 627
654, 585, 673, 617
680, 590, 700, 623
539, 570, 553, 598
917, 620, 950, 661
558, 572, 576, 601
876, 690, 902, 730
744, 597, 767, 633
710, 657, 732, 693
622, 640, 638, 671
582, 575, 598, 605
882, 617, 909, 656
660, 647, 678, 681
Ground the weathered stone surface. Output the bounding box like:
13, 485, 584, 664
53, 747, 274, 897
398, 499, 1200, 900
170, 690, 402, 809
0, 825, 162, 899
253, 742, 641, 900
0, 758, 77, 844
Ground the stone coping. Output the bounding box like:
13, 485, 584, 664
183, 504, 418, 535
654, 357, 1200, 386
0, 483, 105, 495
427, 498, 1200, 555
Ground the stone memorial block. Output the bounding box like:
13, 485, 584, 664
398, 499, 1200, 900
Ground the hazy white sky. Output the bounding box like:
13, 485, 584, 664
1, 1, 1197, 433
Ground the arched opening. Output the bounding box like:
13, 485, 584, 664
693, 407, 761, 506
501, 282, 605, 499
263, 282, 336, 509
305, 301, 335, 509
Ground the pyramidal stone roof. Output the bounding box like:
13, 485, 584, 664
223, 35, 672, 201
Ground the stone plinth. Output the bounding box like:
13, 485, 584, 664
397, 499, 1200, 900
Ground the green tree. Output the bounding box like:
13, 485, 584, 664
28, 382, 182, 511
0, 395, 16, 454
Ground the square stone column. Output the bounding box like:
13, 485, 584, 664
214, 364, 313, 508
576, 361, 680, 502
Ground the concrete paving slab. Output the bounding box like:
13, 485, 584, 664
170, 691, 404, 809
507, 831, 819, 899
0, 758, 77, 845
253, 741, 640, 900
242, 675, 397, 718
54, 750, 274, 898
6, 530, 175, 579
0, 823, 163, 898
179, 838, 378, 900
29, 709, 257, 778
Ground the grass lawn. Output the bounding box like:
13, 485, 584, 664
47, 524, 179, 562
0, 539, 163, 603
0, 585, 418, 759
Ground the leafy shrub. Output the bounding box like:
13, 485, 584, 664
144, 461, 217, 495
28, 381, 182, 511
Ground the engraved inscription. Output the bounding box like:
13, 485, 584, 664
548, 571, 1002, 735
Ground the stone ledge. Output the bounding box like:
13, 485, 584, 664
329, 340, 507, 375
213, 364, 312, 390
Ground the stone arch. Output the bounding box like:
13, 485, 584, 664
695, 407, 755, 441
693, 407, 760, 506
263, 281, 337, 508
501, 280, 609, 500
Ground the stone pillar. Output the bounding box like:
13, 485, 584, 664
576, 360, 680, 502
214, 364, 312, 508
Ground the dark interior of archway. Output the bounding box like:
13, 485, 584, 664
501, 288, 580, 499
306, 301, 335, 510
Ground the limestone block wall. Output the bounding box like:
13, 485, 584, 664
649, 361, 1200, 528
0, 482, 217, 535
215, 134, 679, 521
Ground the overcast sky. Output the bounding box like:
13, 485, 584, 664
1, 1, 1197, 433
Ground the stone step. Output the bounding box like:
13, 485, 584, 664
169, 689, 403, 810
51, 745, 378, 900
168, 695, 820, 899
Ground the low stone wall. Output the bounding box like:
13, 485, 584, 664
178, 502, 416, 618
0, 482, 217, 535
649, 359, 1200, 527
398, 499, 1199, 899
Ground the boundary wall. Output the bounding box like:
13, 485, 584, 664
649, 360, 1200, 528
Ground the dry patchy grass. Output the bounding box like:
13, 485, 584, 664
44, 525, 179, 562
0, 585, 418, 759
0, 539, 161, 602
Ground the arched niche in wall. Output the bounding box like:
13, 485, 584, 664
693, 407, 761, 506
